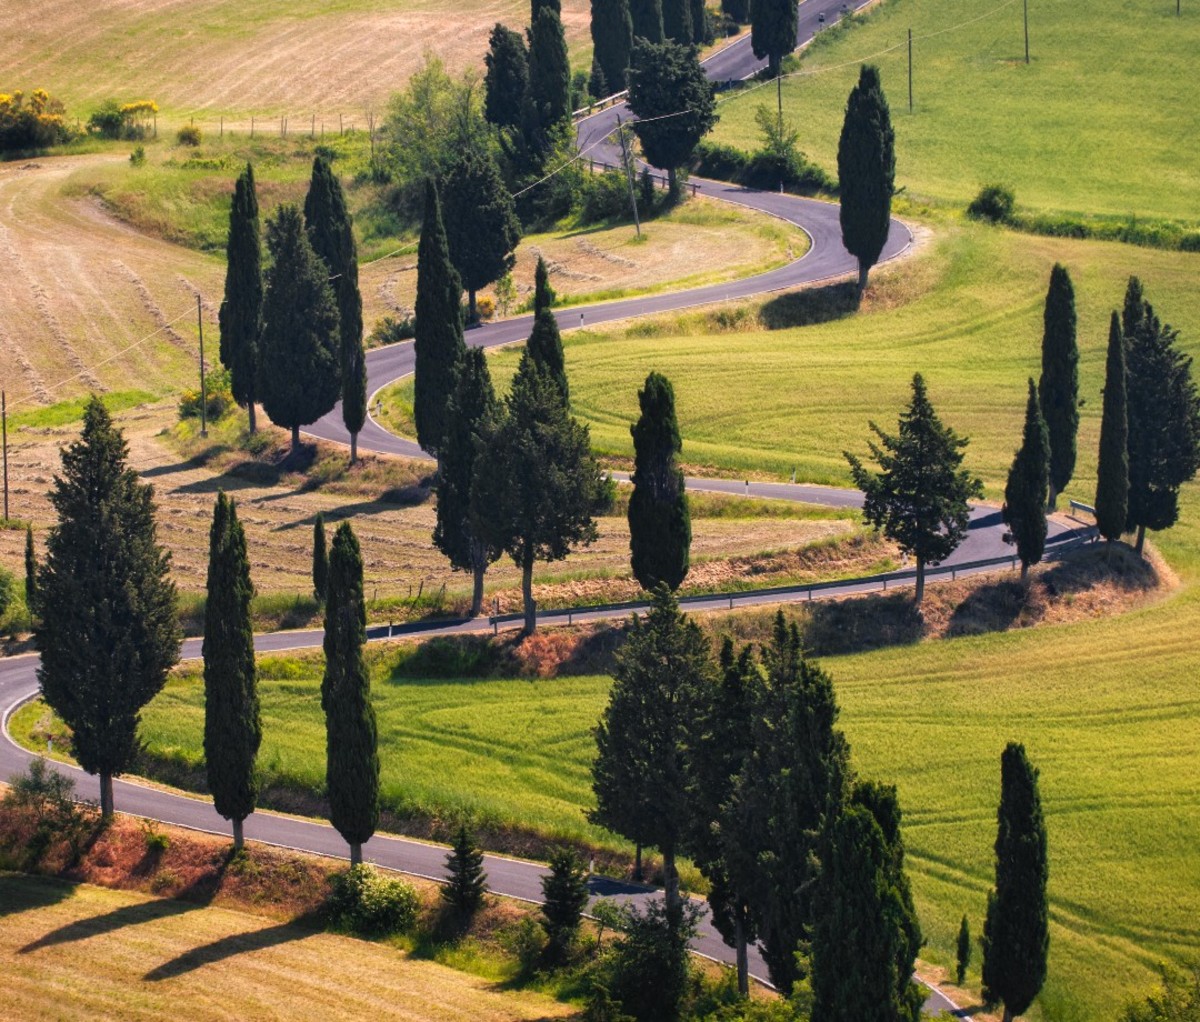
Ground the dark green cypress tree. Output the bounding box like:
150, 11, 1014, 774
532, 0, 561, 19
837, 64, 896, 294
202, 491, 261, 851
957, 915, 972, 986
534, 255, 556, 313
1095, 312, 1129, 546
526, 6, 572, 152
433, 349, 502, 617
485, 24, 529, 129
258, 204, 341, 456
442, 824, 488, 918
312, 512, 328, 603
982, 743, 1050, 1022
525, 308, 568, 399
662, 0, 693, 44
1003, 379, 1050, 579
413, 179, 466, 459
591, 0, 634, 94
440, 145, 521, 323
1122, 275, 1146, 342
36, 397, 182, 818
690, 0, 709, 43
750, 0, 797, 76
541, 847, 590, 963
629, 0, 665, 41
1037, 264, 1079, 510
722, 0, 749, 22
23, 523, 37, 618
218, 163, 263, 433
304, 156, 366, 464
321, 522, 379, 866
628, 372, 690, 592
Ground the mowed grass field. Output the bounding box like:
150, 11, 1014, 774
710, 0, 1200, 223
0, 874, 571, 1022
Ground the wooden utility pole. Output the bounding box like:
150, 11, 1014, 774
1, 390, 8, 522
1024, 0, 1030, 63
908, 29, 913, 111
616, 115, 641, 238
197, 296, 208, 439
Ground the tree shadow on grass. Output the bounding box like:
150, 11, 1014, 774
802, 591, 925, 656
759, 280, 860, 330
142, 911, 324, 981
19, 894, 200, 954
0, 874, 76, 920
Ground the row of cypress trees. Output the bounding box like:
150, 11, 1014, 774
589, 0, 710, 99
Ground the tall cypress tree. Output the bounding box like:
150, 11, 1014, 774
304, 156, 366, 464
413, 179, 466, 460
629, 0, 665, 41
1095, 312, 1129, 547
723, 0, 749, 23
592, 0, 634, 94
837, 64, 896, 294
532, 0, 561, 19
526, 6, 572, 151
1037, 264, 1078, 510
258, 204, 341, 456
202, 491, 261, 851
321, 522, 379, 866
534, 255, 555, 314
485, 24, 529, 129
36, 397, 182, 818
982, 743, 1049, 1022
23, 523, 37, 618
662, 0, 693, 44
690, 0, 709, 43
1003, 380, 1050, 580
312, 511, 328, 603
218, 163, 263, 433
433, 349, 502, 616
750, 0, 797, 76
628, 371, 690, 592
525, 309, 568, 398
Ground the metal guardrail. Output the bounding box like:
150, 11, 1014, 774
573, 90, 630, 120
1069, 499, 1097, 519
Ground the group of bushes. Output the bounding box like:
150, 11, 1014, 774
0, 89, 73, 152
693, 139, 834, 195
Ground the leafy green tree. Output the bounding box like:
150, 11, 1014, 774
983, 743, 1050, 1022
321, 522, 379, 866
24, 523, 37, 618
541, 847, 590, 963
628, 38, 717, 193
202, 492, 261, 851
413, 179, 466, 460
485, 24, 529, 129
628, 371, 690, 592
1003, 380, 1050, 579
471, 354, 602, 633
1095, 312, 1129, 546
592, 0, 634, 94
312, 512, 328, 603
258, 204, 341, 455
442, 824, 488, 918
534, 255, 556, 313
1037, 264, 1078, 510
36, 397, 182, 818
526, 6, 572, 153
304, 156, 366, 463
433, 349, 502, 616
956, 915, 972, 986
591, 586, 713, 914
1122, 278, 1200, 555
607, 899, 702, 1022
662, 0, 692, 43
837, 64, 896, 294
526, 308, 568, 398
750, 0, 797, 77
845, 373, 983, 604
218, 163, 263, 433
441, 145, 521, 323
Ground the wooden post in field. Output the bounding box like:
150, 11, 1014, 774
1024, 0, 1030, 63
311, 114, 315, 139
220, 116, 224, 139
908, 29, 913, 111
616, 115, 640, 238
339, 113, 344, 135
251, 116, 255, 139
197, 296, 208, 439
1, 390, 8, 522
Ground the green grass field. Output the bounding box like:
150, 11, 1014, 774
709, 0, 1200, 224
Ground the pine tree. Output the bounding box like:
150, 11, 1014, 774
628, 371, 690, 592
526, 6, 572, 152
23, 523, 37, 618
1037, 264, 1078, 510
541, 847, 590, 963
36, 397, 182, 818
442, 824, 488, 918
1095, 312, 1129, 547
471, 354, 602, 633
1003, 380, 1050, 580
525, 308, 568, 398
662, 0, 693, 44
433, 349, 502, 616
413, 179, 466, 459
1122, 278, 1200, 555
258, 204, 341, 456
845, 373, 983, 604
304, 156, 366, 464
218, 163, 263, 433
628, 39, 717, 193
957, 915, 972, 986
441, 145, 521, 323
312, 512, 328, 603
321, 522, 379, 866
837, 64, 896, 294
750, 0, 797, 76
202, 492, 261, 851
629, 0, 665, 41
982, 743, 1049, 1022
485, 24, 529, 130
592, 0, 634, 94
534, 255, 556, 313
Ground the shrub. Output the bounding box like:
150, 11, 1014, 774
0, 89, 72, 151
967, 183, 1016, 224
367, 314, 415, 348
2, 758, 96, 866
329, 864, 420, 935
596, 899, 701, 1022
0, 566, 14, 624
129, 145, 146, 166
475, 295, 496, 321
503, 916, 547, 979
87, 98, 157, 140
178, 366, 234, 422
141, 819, 170, 853
1120, 962, 1200, 1022
581, 169, 633, 224
176, 124, 202, 146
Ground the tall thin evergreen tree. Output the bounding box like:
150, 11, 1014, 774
203, 492, 261, 851
23, 523, 37, 618
629, 0, 665, 41
534, 255, 555, 314
218, 163, 263, 433
1095, 312, 1129, 547
321, 522, 379, 866
662, 0, 693, 43
837, 65, 895, 293
442, 825, 488, 918
750, 0, 797, 76
525, 308, 568, 398
312, 512, 328, 603
485, 24, 529, 129
592, 0, 634, 94
1037, 264, 1078, 510
526, 6, 572, 152
1003, 380, 1050, 579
